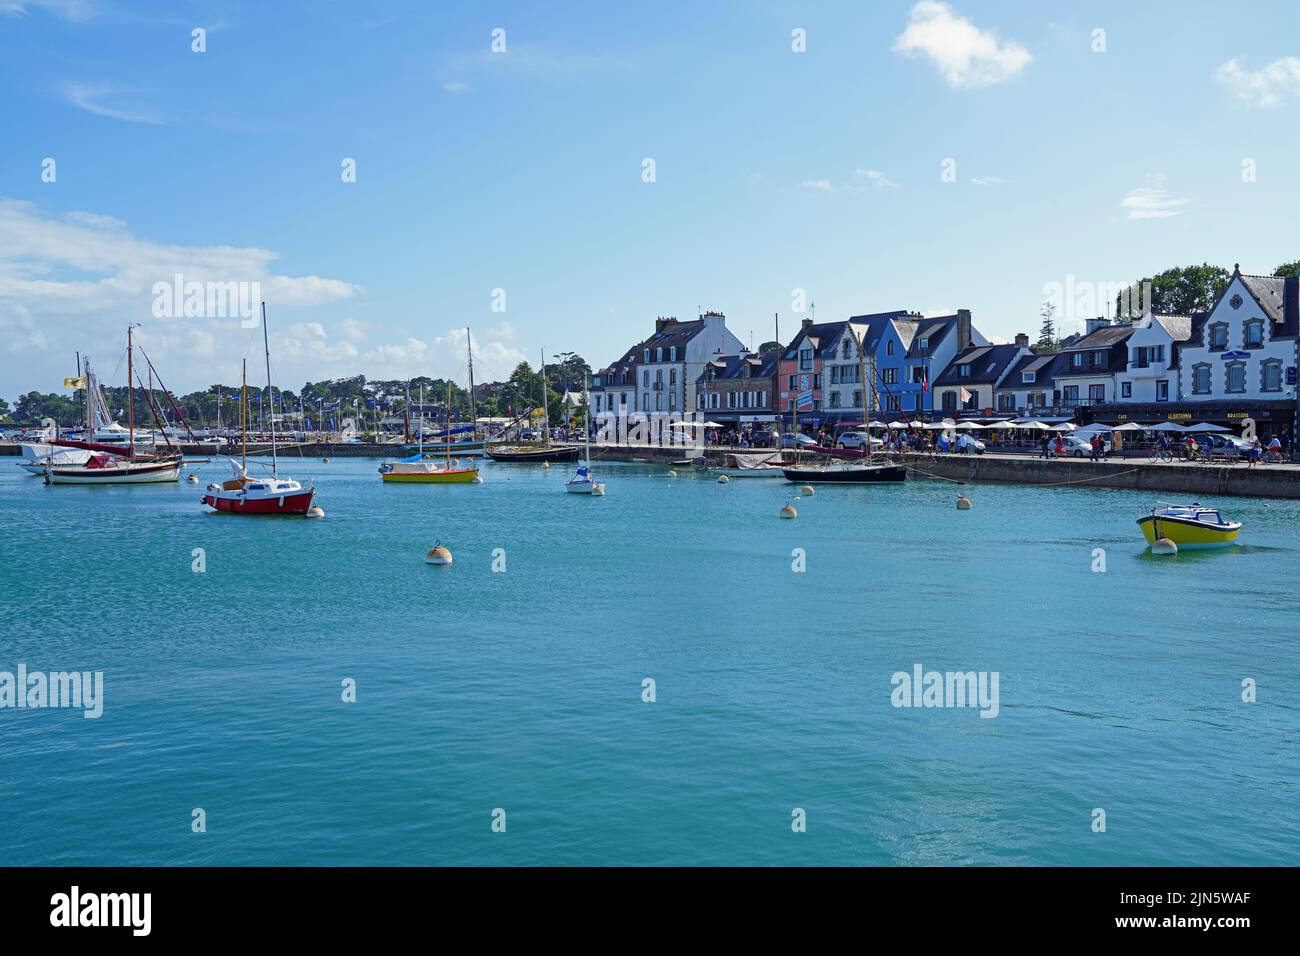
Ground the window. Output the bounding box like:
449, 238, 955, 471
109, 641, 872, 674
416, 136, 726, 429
910, 366, 925, 384
1120, 382, 1131, 398
670, 369, 676, 386
962, 390, 978, 410
669, 393, 676, 410
852, 390, 862, 407
1156, 381, 1168, 402
842, 341, 851, 360
942, 391, 957, 411
799, 347, 813, 371
1091, 350, 1106, 368
829, 392, 842, 408
813, 374, 821, 389
1063, 385, 1079, 404
1245, 321, 1264, 349
1209, 324, 1228, 351
886, 340, 895, 356
643, 349, 650, 363
918, 337, 929, 353
882, 368, 898, 384
788, 374, 796, 390
1192, 364, 1211, 395
959, 365, 971, 378
1225, 361, 1246, 393
1022, 371, 1036, 383
643, 392, 650, 408
1089, 384, 1105, 403
669, 346, 677, 361
1262, 359, 1282, 392
656, 347, 663, 362
998, 394, 1015, 411
643, 370, 649, 386
888, 395, 901, 412
1071, 353, 1083, 368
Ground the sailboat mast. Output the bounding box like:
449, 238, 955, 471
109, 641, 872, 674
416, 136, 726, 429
445, 380, 452, 467
260, 302, 278, 477
584, 373, 592, 467
854, 324, 870, 461
241, 360, 248, 474
418, 385, 424, 456
466, 327, 477, 439
539, 348, 550, 447
127, 326, 135, 455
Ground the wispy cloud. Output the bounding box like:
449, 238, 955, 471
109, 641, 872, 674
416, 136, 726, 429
1215, 57, 1300, 109
445, 44, 634, 79
854, 168, 898, 188
970, 176, 1005, 186
892, 1, 1031, 89
1121, 184, 1189, 220
0, 0, 96, 22
443, 81, 471, 94
801, 178, 835, 192
62, 82, 167, 125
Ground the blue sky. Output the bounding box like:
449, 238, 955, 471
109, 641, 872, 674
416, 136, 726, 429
2, 0, 1299, 395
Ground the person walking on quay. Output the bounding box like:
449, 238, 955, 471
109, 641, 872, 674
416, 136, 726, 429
1040, 433, 1050, 459
1249, 437, 1263, 468
1157, 432, 1171, 461
1088, 432, 1099, 460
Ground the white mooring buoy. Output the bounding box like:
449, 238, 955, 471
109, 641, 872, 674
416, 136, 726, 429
1151, 537, 1178, 556
956, 494, 972, 510
801, 485, 814, 495
426, 540, 453, 565
780, 502, 797, 519
186, 474, 199, 483
718, 475, 730, 484
306, 505, 325, 519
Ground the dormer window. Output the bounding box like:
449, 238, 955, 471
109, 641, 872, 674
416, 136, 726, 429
1071, 353, 1083, 368
1022, 371, 1036, 383
656, 347, 663, 362
959, 365, 970, 378
918, 337, 929, 353
1091, 350, 1106, 368
798, 347, 813, 371
643, 349, 650, 363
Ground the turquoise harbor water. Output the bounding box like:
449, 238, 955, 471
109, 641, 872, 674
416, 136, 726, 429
1, 456, 1297, 866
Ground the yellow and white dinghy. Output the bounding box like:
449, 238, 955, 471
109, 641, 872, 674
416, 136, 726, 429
1137, 503, 1241, 549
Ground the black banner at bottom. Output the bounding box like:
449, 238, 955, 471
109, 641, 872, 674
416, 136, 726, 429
0, 866, 1279, 941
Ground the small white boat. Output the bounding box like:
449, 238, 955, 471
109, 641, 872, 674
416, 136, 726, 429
564, 374, 604, 495
17, 448, 92, 475
710, 452, 787, 477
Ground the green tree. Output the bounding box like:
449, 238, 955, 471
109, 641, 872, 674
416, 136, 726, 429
1118, 263, 1229, 317
1037, 301, 1057, 351
1272, 260, 1300, 279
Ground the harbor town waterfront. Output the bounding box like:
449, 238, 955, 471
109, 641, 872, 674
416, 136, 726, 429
2, 0, 1298, 937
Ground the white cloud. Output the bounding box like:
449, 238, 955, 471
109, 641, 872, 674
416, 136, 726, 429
892, 1, 1032, 89
443, 81, 471, 94
339, 318, 367, 342
801, 178, 835, 191
62, 82, 167, 125
1121, 185, 1189, 220
488, 321, 516, 341
0, 0, 95, 21
854, 168, 898, 188
1214, 57, 1300, 108
970, 176, 1005, 186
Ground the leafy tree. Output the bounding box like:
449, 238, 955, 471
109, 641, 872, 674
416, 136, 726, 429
1117, 263, 1229, 316
1272, 261, 1300, 279
0, 397, 11, 421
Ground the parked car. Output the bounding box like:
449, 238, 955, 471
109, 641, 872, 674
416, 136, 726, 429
1191, 432, 1251, 460
519, 428, 538, 440
1064, 434, 1112, 457
780, 432, 818, 449
835, 430, 883, 450
955, 433, 985, 454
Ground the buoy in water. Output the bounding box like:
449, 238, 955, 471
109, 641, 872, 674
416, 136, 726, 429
472, 474, 483, 483
593, 483, 605, 496
322, 457, 330, 463
780, 503, 797, 519
425, 540, 453, 565
667, 469, 678, 477
306, 505, 325, 519
956, 494, 972, 510
1151, 538, 1178, 556
186, 474, 199, 483
801, 485, 814, 495
718, 475, 730, 484
542, 461, 550, 469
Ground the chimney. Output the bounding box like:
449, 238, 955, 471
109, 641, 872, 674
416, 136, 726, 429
1014, 332, 1029, 348
956, 309, 972, 351
1085, 316, 1111, 335
655, 316, 678, 334
802, 317, 813, 330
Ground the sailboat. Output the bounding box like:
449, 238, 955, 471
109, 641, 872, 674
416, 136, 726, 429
400, 330, 487, 456
379, 382, 479, 483
201, 304, 317, 514
42, 327, 183, 485
781, 324, 906, 484
565, 375, 604, 494
486, 348, 581, 463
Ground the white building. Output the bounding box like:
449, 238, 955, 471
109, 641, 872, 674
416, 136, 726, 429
1113, 312, 1193, 405
1176, 266, 1298, 404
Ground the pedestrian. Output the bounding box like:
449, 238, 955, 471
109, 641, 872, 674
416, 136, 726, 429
1054, 435, 1064, 458
1040, 434, 1050, 459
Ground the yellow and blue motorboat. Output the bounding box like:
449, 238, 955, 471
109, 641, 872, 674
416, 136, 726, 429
1137, 503, 1241, 549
